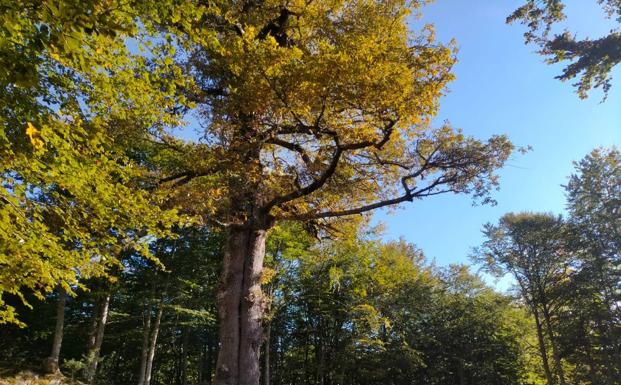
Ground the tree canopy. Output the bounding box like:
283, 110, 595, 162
1, 2, 618, 385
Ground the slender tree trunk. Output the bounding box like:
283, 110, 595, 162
600, 283, 621, 384
541, 303, 567, 385
144, 301, 164, 385
138, 303, 152, 385
533, 308, 555, 385
85, 293, 111, 383
43, 287, 67, 374
178, 328, 189, 385
87, 301, 99, 353
207, 333, 216, 383
316, 319, 325, 385
457, 359, 466, 385
214, 226, 267, 385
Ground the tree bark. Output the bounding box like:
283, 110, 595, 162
85, 293, 111, 383
144, 301, 164, 385
457, 359, 466, 385
264, 322, 271, 385
138, 302, 152, 385
533, 308, 555, 385
42, 287, 67, 374
213, 226, 267, 385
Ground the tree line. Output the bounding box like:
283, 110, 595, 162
1, 147, 618, 385
1, 219, 541, 385
475, 148, 621, 385
1, 0, 620, 385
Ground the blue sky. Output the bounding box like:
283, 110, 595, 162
374, 0, 621, 278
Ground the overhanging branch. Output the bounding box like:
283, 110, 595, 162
262, 119, 397, 211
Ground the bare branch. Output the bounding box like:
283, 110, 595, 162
262, 119, 397, 210
265, 138, 311, 165
277, 174, 458, 221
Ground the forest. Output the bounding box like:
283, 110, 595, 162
0, 1, 619, 385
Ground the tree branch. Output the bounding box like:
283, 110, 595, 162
262, 119, 397, 210
265, 138, 311, 165
276, 174, 458, 221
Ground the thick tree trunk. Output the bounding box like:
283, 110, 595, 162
138, 302, 152, 385
144, 301, 164, 385
85, 293, 111, 383
264, 322, 271, 385
42, 287, 67, 374
533, 308, 555, 385
213, 226, 267, 385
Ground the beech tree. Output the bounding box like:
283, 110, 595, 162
2, 1, 513, 383
0, 0, 188, 324
150, 1, 514, 384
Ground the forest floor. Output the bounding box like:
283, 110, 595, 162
0, 371, 85, 385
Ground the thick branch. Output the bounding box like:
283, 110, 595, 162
157, 170, 212, 188
277, 171, 457, 221
263, 119, 396, 210
265, 138, 311, 165
265, 143, 343, 209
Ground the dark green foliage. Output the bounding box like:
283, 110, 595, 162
262, 227, 535, 385
509, 0, 621, 98
475, 148, 621, 385
0, 223, 538, 385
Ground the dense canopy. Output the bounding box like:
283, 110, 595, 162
0, 1, 618, 385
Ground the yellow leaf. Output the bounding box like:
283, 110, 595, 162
25, 122, 44, 150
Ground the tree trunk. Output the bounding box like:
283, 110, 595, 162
144, 301, 164, 385
600, 282, 621, 384
541, 303, 567, 385
533, 308, 555, 385
213, 226, 267, 385
457, 359, 466, 385
42, 287, 67, 374
85, 293, 111, 383
177, 328, 189, 385
264, 322, 271, 385
138, 302, 152, 385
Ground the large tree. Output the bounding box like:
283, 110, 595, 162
2, 1, 514, 383
564, 147, 621, 382
474, 213, 571, 385
149, 1, 515, 384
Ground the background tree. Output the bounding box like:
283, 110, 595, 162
560, 147, 621, 384
509, 0, 621, 98
474, 212, 571, 385
0, 0, 193, 325
265, 222, 539, 385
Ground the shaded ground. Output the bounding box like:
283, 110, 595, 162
0, 371, 84, 385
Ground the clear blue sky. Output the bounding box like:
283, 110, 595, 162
374, 0, 621, 274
